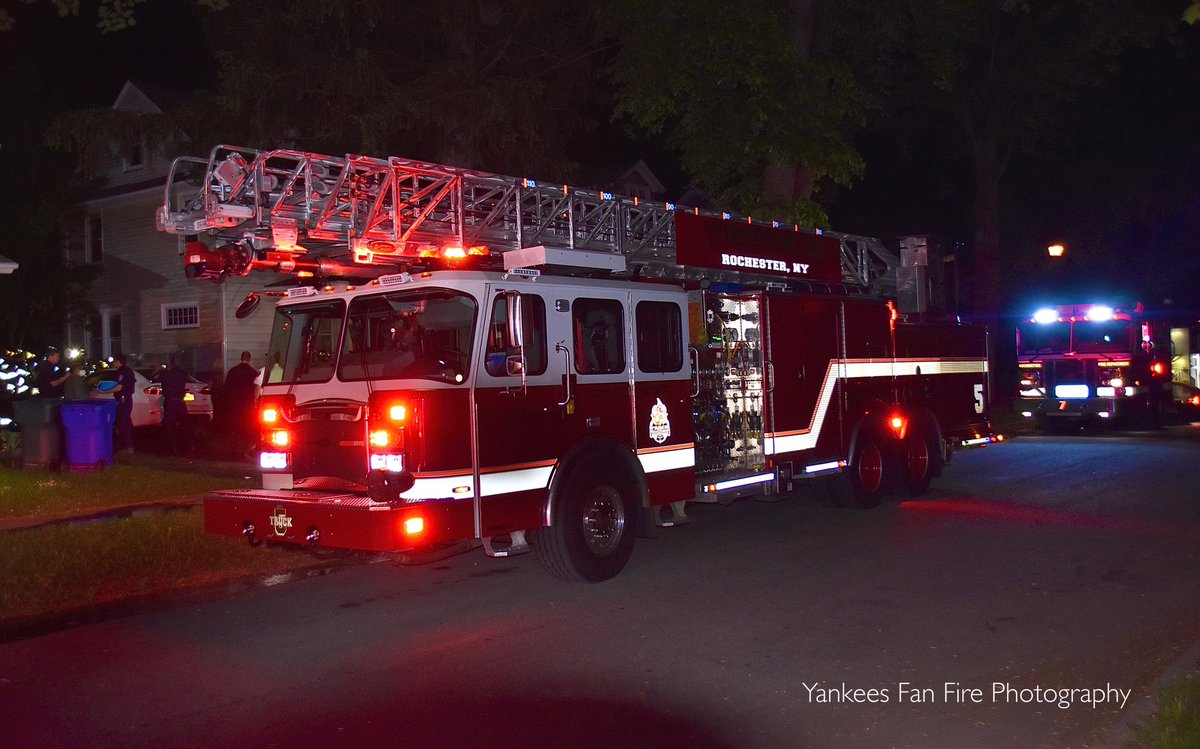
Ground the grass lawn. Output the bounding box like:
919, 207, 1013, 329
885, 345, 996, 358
0, 463, 254, 520
0, 510, 325, 622
1135, 673, 1200, 748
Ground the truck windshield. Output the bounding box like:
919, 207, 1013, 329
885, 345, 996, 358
265, 300, 345, 384
338, 288, 477, 384
1018, 322, 1070, 355
1073, 319, 1132, 354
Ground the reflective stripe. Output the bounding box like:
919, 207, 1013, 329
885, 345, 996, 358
406, 445, 696, 502
765, 358, 988, 456
637, 444, 695, 473
479, 464, 553, 497
401, 473, 475, 500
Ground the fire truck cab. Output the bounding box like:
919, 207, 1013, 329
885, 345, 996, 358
1015, 303, 1172, 429
158, 145, 999, 581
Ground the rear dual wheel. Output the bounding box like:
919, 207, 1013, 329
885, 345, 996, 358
826, 422, 938, 507
893, 425, 936, 497
826, 435, 887, 509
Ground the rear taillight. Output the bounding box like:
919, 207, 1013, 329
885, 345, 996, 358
143, 386, 161, 396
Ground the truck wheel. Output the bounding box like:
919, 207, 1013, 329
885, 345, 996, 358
533, 458, 638, 582
826, 436, 887, 509
894, 427, 936, 497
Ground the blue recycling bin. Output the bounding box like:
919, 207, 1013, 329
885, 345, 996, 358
60, 399, 118, 472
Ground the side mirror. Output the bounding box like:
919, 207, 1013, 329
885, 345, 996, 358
505, 355, 524, 376
235, 292, 261, 319
505, 291, 524, 349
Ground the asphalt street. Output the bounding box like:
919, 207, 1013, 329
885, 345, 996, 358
3, 429, 1200, 748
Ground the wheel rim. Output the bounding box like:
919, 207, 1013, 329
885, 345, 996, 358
581, 486, 626, 556
858, 443, 884, 494
906, 436, 929, 481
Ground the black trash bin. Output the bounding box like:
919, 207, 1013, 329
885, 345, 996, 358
61, 400, 118, 472
13, 397, 63, 470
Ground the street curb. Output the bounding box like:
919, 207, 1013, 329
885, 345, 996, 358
0, 496, 204, 533
0, 553, 389, 644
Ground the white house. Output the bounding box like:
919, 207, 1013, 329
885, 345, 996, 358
68, 81, 274, 382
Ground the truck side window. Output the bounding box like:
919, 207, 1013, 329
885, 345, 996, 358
636, 301, 683, 373
485, 293, 547, 376
573, 298, 625, 375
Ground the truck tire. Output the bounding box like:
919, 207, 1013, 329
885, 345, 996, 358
826, 434, 887, 509
893, 426, 936, 497
533, 453, 639, 582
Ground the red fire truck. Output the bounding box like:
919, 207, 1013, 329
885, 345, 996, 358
1015, 303, 1171, 429
157, 145, 998, 581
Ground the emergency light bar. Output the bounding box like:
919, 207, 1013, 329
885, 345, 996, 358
1033, 308, 1060, 324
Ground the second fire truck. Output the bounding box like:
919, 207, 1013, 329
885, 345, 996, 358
157, 145, 999, 581
1015, 302, 1172, 429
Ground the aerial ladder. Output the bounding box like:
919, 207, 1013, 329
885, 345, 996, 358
157, 144, 898, 294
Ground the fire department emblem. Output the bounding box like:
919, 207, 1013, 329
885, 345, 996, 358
270, 508, 293, 537
649, 398, 671, 444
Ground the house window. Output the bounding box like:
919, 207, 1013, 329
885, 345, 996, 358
87, 313, 103, 359
89, 311, 123, 359
162, 302, 200, 329
86, 215, 103, 264
123, 141, 144, 171
108, 313, 122, 357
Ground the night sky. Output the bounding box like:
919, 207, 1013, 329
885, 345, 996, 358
3, 2, 1199, 321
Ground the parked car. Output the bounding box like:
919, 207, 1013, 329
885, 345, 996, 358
1169, 381, 1200, 423
88, 367, 214, 428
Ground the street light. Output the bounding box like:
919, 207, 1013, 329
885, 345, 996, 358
1047, 243, 1066, 258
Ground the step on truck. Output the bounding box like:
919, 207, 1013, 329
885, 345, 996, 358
157, 145, 1000, 581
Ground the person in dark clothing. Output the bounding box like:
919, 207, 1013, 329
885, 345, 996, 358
155, 358, 191, 454
224, 351, 259, 454
110, 353, 137, 452
36, 349, 70, 398
62, 367, 90, 400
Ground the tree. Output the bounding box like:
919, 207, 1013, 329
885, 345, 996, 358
597, 0, 867, 225
836, 0, 1179, 315
179, 0, 603, 177
0, 0, 227, 33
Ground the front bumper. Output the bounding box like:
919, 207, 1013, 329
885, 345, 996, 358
1017, 397, 1127, 422
204, 488, 473, 552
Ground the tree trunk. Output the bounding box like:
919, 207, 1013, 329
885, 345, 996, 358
969, 127, 1015, 407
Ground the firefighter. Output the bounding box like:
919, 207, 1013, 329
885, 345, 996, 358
36, 348, 70, 398
110, 353, 136, 452
155, 358, 190, 454
61, 365, 91, 401
224, 351, 259, 456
